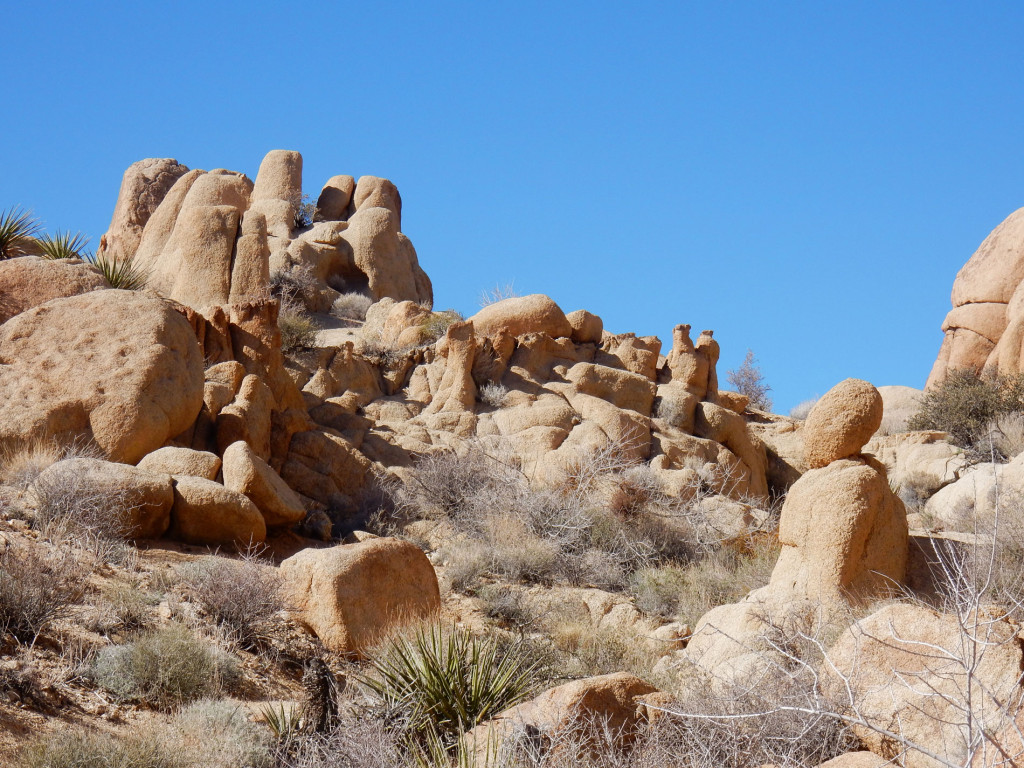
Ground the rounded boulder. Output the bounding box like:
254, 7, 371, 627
169, 475, 266, 548
138, 446, 221, 480
469, 294, 572, 340
803, 378, 883, 468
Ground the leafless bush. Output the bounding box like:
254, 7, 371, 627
789, 397, 819, 420
479, 381, 511, 409
279, 296, 318, 352
331, 291, 373, 321
271, 266, 321, 311
726, 349, 773, 412
479, 282, 520, 308
0, 540, 84, 643
179, 549, 284, 648
983, 411, 1024, 461
268, 714, 405, 768
654, 394, 691, 430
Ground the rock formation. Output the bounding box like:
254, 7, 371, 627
928, 207, 1024, 386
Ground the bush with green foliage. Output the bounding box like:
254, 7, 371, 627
37, 230, 91, 260
279, 298, 318, 351
362, 623, 540, 752
87, 252, 148, 289
0, 206, 42, 260
92, 623, 237, 710
909, 369, 1024, 452
419, 309, 464, 342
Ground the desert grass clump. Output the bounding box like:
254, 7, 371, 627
419, 309, 464, 342
179, 550, 284, 648
92, 623, 237, 710
0, 542, 84, 643
478, 381, 510, 409
331, 291, 373, 321
478, 282, 520, 307
171, 698, 272, 767
19, 727, 182, 768
789, 396, 819, 420
86, 580, 156, 635
36, 230, 91, 260
0, 206, 42, 260
87, 252, 148, 289
0, 437, 101, 490
909, 369, 1024, 453
362, 622, 541, 752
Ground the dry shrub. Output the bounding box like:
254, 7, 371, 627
279, 296, 318, 352
478, 381, 510, 409
85, 580, 155, 635
31, 458, 132, 550
789, 397, 819, 420
479, 282, 520, 308
19, 727, 182, 768
331, 291, 373, 321
178, 550, 284, 648
0, 437, 100, 490
983, 411, 1024, 460
271, 266, 321, 311
268, 716, 404, 768
0, 541, 84, 643
92, 623, 238, 710
439, 539, 491, 593
909, 369, 1024, 453
419, 309, 464, 342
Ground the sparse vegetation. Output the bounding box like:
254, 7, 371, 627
909, 368, 1024, 453
36, 230, 91, 260
419, 308, 464, 342
726, 349, 772, 412
178, 550, 284, 648
0, 542, 84, 643
279, 297, 318, 351
479, 282, 520, 307
789, 396, 819, 420
0, 206, 42, 260
331, 291, 373, 321
92, 623, 237, 710
478, 381, 510, 408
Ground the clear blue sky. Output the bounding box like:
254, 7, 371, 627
3, 2, 1023, 413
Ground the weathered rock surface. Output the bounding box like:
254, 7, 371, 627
803, 378, 883, 468
137, 447, 221, 481
470, 294, 573, 340
169, 475, 266, 547
0, 290, 204, 463
280, 538, 440, 656
221, 440, 305, 527
97, 158, 190, 263
0, 256, 110, 325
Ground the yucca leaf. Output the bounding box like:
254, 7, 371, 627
37, 229, 92, 260
0, 206, 43, 260
86, 252, 149, 290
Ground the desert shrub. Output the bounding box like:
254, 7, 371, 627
362, 622, 541, 752
86, 581, 156, 635
271, 267, 320, 310
178, 550, 284, 648
909, 369, 1024, 452
266, 716, 404, 768
0, 542, 84, 643
439, 540, 491, 593
654, 393, 690, 429
92, 623, 237, 710
789, 397, 819, 420
87, 253, 148, 289
31, 459, 134, 557
19, 727, 182, 768
548, 620, 659, 680
419, 309, 464, 342
983, 411, 1024, 460
478, 584, 531, 630
279, 297, 318, 351
0, 206, 42, 260
331, 291, 373, 321
478, 381, 510, 408
171, 698, 272, 767
36, 230, 91, 260
478, 282, 520, 307
726, 349, 772, 412
630, 564, 690, 620
294, 193, 316, 229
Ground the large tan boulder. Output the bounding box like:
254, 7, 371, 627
97, 158, 190, 263
827, 603, 1023, 768
315, 175, 355, 221
132, 169, 205, 272
771, 456, 907, 604
0, 291, 204, 464
564, 362, 656, 414
168, 475, 266, 547
32, 457, 174, 539
280, 538, 440, 656
469, 294, 572, 340
804, 379, 883, 468
221, 440, 305, 527
865, 430, 967, 499
566, 309, 603, 344
923, 454, 1024, 531
0, 256, 109, 324
137, 447, 221, 481
464, 672, 658, 759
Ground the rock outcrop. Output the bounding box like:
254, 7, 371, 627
0, 290, 204, 464
927, 208, 1024, 387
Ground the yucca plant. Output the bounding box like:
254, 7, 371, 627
0, 206, 42, 259
260, 701, 304, 744
37, 229, 92, 260
87, 252, 148, 290
362, 623, 540, 753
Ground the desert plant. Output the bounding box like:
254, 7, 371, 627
0, 542, 84, 643
362, 622, 541, 752
909, 369, 1024, 452
36, 229, 91, 260
86, 580, 156, 635
789, 396, 819, 420
479, 282, 520, 308
271, 266, 321, 310
87, 252, 148, 289
478, 381, 510, 409
0, 436, 101, 489
279, 297, 318, 351
331, 291, 373, 321
171, 698, 272, 767
19, 728, 182, 768
419, 309, 464, 342
0, 206, 42, 260
726, 349, 772, 412
983, 411, 1024, 460
178, 549, 284, 648
294, 192, 316, 229
92, 623, 237, 710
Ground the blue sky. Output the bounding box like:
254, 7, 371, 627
3, 2, 1023, 412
